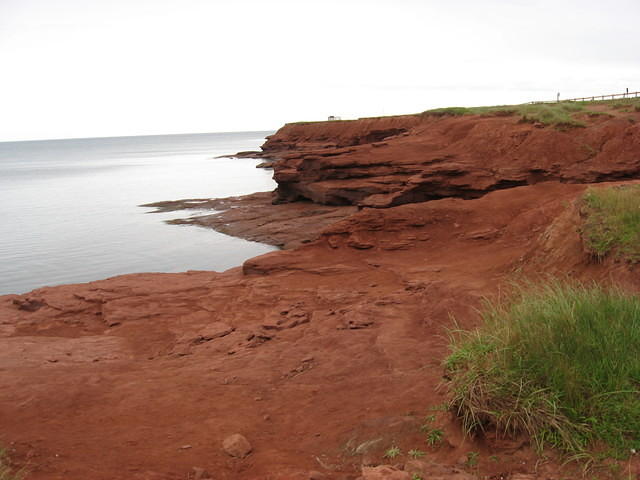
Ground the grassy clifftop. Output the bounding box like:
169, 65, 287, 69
423, 97, 640, 127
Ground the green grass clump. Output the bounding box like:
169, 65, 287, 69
581, 185, 640, 262
423, 102, 585, 127
421, 106, 473, 117
445, 281, 640, 457
408, 448, 426, 458
422, 96, 640, 126
517, 102, 584, 127
601, 97, 640, 109
383, 445, 401, 459
0, 448, 23, 480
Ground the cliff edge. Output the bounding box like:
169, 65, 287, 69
260, 108, 640, 207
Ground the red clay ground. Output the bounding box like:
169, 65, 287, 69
3, 181, 640, 480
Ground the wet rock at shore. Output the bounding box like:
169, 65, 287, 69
143, 191, 357, 249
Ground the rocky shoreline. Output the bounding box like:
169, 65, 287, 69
142, 192, 357, 250
2, 107, 640, 479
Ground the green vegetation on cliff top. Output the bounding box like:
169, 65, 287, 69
423, 96, 640, 127
289, 96, 640, 128
423, 102, 584, 127
581, 185, 640, 263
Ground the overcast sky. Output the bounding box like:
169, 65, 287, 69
1, 0, 639, 141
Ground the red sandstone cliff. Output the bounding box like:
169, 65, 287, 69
261, 111, 640, 207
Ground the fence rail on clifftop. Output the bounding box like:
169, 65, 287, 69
529, 90, 640, 104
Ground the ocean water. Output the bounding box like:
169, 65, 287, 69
0, 131, 277, 295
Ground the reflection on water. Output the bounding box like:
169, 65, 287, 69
0, 131, 276, 294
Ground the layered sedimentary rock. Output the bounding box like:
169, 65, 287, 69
260, 112, 640, 207
5, 106, 640, 479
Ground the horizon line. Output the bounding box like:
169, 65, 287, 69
0, 128, 279, 145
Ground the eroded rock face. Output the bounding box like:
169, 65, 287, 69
261, 116, 421, 154
259, 112, 640, 207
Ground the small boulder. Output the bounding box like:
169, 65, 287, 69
309, 471, 327, 480
222, 433, 252, 458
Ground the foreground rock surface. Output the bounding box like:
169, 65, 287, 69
256, 109, 640, 207
3, 181, 640, 479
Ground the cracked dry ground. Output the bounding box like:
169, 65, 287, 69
2, 181, 640, 479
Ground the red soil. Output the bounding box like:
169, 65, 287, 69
2, 112, 640, 480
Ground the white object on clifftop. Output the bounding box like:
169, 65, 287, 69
327, 115, 341, 121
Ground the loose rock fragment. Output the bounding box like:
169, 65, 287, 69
222, 433, 252, 458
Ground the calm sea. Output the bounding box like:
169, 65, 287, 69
0, 131, 277, 295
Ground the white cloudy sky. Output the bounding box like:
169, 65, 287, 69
1, 0, 639, 141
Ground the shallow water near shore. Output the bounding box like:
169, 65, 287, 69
0, 131, 276, 295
